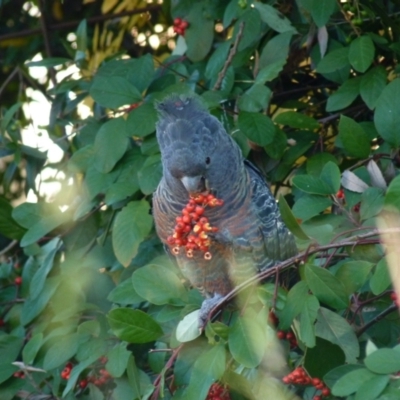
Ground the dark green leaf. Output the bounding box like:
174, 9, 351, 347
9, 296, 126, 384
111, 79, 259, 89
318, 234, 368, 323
112, 200, 153, 267
238, 84, 271, 112
299, 295, 319, 347
0, 197, 26, 240
374, 79, 400, 147
274, 111, 320, 130
317, 47, 350, 74
238, 111, 275, 146
255, 61, 285, 84
292, 175, 334, 195
315, 307, 359, 362
365, 348, 400, 374
185, 3, 214, 62
370, 258, 391, 295
335, 261, 373, 295
279, 281, 309, 329
254, 3, 296, 33
22, 333, 43, 365
349, 35, 375, 73
132, 264, 187, 305
309, 0, 337, 27
26, 58, 70, 68
228, 314, 266, 368
107, 308, 163, 343
90, 76, 142, 108
259, 31, 293, 70
360, 66, 387, 109
205, 41, 231, 80
94, 118, 128, 173
320, 161, 341, 193
360, 187, 384, 221
126, 102, 157, 138
338, 115, 371, 158
107, 279, 143, 305
305, 264, 348, 310
43, 333, 80, 370
126, 54, 154, 92
106, 343, 131, 378
355, 374, 390, 400
332, 368, 377, 396
384, 175, 400, 211
326, 77, 361, 112
292, 195, 332, 221
307, 153, 339, 177
278, 194, 310, 239
236, 9, 261, 51
0, 335, 24, 385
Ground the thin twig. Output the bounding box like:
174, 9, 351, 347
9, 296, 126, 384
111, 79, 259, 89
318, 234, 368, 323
356, 304, 398, 337
150, 344, 183, 400
206, 227, 400, 322
0, 240, 18, 256
213, 22, 245, 91
0, 67, 20, 99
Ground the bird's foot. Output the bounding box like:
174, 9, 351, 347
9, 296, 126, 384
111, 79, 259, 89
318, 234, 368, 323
199, 293, 225, 328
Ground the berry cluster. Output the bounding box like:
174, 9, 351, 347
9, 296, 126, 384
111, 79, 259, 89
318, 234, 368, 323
277, 330, 298, 348
167, 193, 223, 260
86, 368, 111, 387
173, 18, 189, 35
206, 382, 231, 400
13, 371, 25, 379
282, 367, 330, 399
61, 362, 73, 380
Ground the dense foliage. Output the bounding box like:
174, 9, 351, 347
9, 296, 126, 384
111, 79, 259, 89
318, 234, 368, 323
1, 0, 400, 399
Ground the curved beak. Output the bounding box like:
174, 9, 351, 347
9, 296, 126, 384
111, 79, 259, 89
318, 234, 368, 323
180, 175, 207, 195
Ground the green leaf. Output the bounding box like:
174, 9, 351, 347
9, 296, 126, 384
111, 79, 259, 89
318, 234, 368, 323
335, 261, 373, 295
107, 308, 163, 343
384, 175, 400, 211
259, 31, 293, 70
43, 333, 80, 370
326, 77, 361, 112
126, 102, 157, 138
307, 153, 339, 177
106, 343, 131, 378
238, 84, 272, 112
205, 41, 231, 80
360, 66, 387, 109
370, 257, 391, 295
332, 368, 377, 396
254, 3, 296, 33
308, 0, 337, 27
374, 79, 400, 147
0, 197, 26, 240
349, 35, 375, 73
107, 279, 143, 305
1, 102, 22, 131
138, 154, 162, 195
292, 175, 334, 195
238, 111, 275, 146
236, 9, 261, 51
338, 115, 371, 158
275, 111, 320, 130
29, 238, 61, 300
185, 3, 214, 62
292, 195, 332, 221
126, 54, 154, 93
355, 374, 390, 400
112, 200, 153, 267
317, 47, 350, 74
305, 264, 348, 310
20, 211, 70, 247
228, 314, 266, 368
360, 187, 384, 221
278, 194, 310, 240
264, 126, 287, 160
132, 264, 187, 305
21, 277, 61, 325
26, 57, 71, 68
0, 335, 24, 385
22, 333, 43, 365
255, 60, 286, 84
176, 310, 202, 343
90, 76, 142, 108
279, 281, 309, 329
299, 295, 319, 347
320, 161, 341, 194
315, 307, 359, 363
94, 118, 128, 173
185, 345, 226, 400
365, 348, 400, 374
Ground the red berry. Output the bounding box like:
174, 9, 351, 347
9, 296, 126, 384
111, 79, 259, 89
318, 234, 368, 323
286, 331, 294, 340
277, 330, 286, 340
282, 376, 291, 384
0, 319, 4, 327
79, 379, 88, 389
180, 20, 189, 29
14, 277, 22, 285
313, 396, 322, 400
195, 206, 205, 215
336, 189, 345, 199
390, 292, 397, 301
312, 377, 321, 387
315, 382, 324, 390
182, 215, 191, 224
321, 387, 330, 396
173, 17, 182, 26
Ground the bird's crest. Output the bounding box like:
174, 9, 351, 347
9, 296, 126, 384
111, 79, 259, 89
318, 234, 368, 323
156, 95, 206, 123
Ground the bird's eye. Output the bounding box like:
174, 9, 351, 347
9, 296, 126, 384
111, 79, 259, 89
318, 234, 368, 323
205, 157, 211, 165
